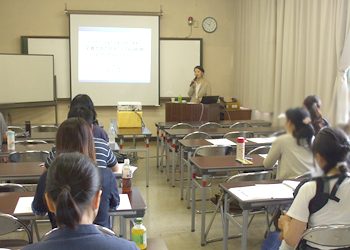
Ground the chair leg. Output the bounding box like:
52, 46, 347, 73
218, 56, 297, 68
205, 193, 223, 243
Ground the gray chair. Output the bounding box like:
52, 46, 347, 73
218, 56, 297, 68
229, 122, 253, 128
205, 171, 273, 244
198, 122, 222, 130
9, 150, 49, 163
15, 140, 48, 145
8, 126, 25, 137
294, 224, 350, 250
169, 123, 193, 129
0, 183, 27, 192
0, 213, 33, 248
270, 130, 286, 137
183, 131, 212, 140
223, 131, 254, 139
31, 125, 58, 133
247, 146, 271, 155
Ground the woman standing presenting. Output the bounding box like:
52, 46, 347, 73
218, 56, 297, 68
188, 66, 211, 103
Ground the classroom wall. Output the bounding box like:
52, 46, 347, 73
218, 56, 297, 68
0, 0, 236, 135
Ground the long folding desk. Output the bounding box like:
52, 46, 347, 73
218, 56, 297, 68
179, 137, 275, 201
111, 119, 152, 187
0, 187, 147, 240
155, 120, 272, 169
0, 143, 54, 157
188, 154, 266, 246
220, 180, 294, 250
0, 162, 44, 181
16, 131, 57, 142
164, 127, 283, 186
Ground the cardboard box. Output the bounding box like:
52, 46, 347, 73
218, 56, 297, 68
117, 111, 143, 128
225, 102, 241, 110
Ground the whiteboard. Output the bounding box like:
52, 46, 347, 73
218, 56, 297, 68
0, 54, 54, 104
160, 39, 202, 98
22, 37, 202, 101
23, 37, 70, 99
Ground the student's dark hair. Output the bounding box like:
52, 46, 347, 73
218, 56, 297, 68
45, 153, 102, 230
71, 94, 98, 124
303, 95, 324, 134
285, 107, 315, 148
313, 127, 350, 176
67, 106, 94, 126
56, 117, 96, 164
194, 65, 205, 73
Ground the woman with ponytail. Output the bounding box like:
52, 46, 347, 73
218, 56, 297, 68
32, 118, 119, 229
278, 127, 350, 250
303, 95, 329, 135
23, 153, 138, 250
264, 107, 315, 179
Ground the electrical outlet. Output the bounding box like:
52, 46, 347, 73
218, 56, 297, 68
193, 21, 198, 28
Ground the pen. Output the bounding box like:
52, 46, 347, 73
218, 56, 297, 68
245, 157, 253, 161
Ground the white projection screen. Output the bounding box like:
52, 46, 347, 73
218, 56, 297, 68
70, 14, 160, 106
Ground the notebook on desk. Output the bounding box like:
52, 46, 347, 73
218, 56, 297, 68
201, 95, 219, 104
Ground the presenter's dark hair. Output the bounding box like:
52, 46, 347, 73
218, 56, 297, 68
71, 94, 98, 124
286, 107, 314, 148
45, 152, 102, 230
68, 106, 94, 126
194, 66, 205, 73
303, 95, 324, 134
313, 127, 350, 175
56, 117, 96, 164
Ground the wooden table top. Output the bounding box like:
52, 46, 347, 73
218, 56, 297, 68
189, 154, 265, 174
0, 162, 44, 181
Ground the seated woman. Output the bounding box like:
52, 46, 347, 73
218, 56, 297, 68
303, 95, 329, 134
24, 153, 137, 250
32, 118, 119, 229
188, 66, 211, 103
71, 94, 109, 142
264, 107, 315, 179
278, 127, 350, 249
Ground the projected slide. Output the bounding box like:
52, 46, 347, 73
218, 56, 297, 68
78, 27, 151, 83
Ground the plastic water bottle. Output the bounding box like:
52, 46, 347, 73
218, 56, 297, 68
178, 94, 182, 103
122, 159, 132, 194
132, 217, 147, 250
7, 131, 15, 150
108, 123, 115, 144
236, 137, 245, 159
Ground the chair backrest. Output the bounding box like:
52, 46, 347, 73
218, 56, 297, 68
270, 130, 286, 137
9, 150, 49, 163
94, 224, 116, 236
170, 123, 193, 129
226, 171, 273, 183
229, 122, 253, 128
15, 140, 48, 145
294, 224, 350, 250
183, 131, 212, 140
8, 126, 25, 134
198, 122, 222, 130
0, 213, 33, 245
193, 145, 233, 157
223, 131, 254, 139
31, 125, 58, 133
247, 146, 271, 155
41, 228, 58, 241
0, 183, 27, 192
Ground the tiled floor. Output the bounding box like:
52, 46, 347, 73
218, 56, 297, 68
32, 140, 269, 250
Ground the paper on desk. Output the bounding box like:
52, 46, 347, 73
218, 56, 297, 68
229, 183, 294, 201
14, 196, 34, 214
259, 154, 268, 159
247, 137, 276, 144
282, 180, 300, 191
117, 194, 132, 210
206, 139, 236, 146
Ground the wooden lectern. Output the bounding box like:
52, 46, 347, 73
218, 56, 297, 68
165, 102, 220, 122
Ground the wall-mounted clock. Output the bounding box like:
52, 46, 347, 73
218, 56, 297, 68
202, 17, 217, 33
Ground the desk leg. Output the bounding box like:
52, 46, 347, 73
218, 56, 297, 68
180, 146, 184, 199
191, 165, 196, 232
172, 138, 176, 187
241, 210, 249, 250
223, 193, 229, 250
120, 216, 126, 239
146, 138, 149, 187
166, 137, 170, 181
156, 127, 159, 168
186, 152, 192, 209
200, 174, 207, 246
120, 138, 124, 150
160, 132, 164, 172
